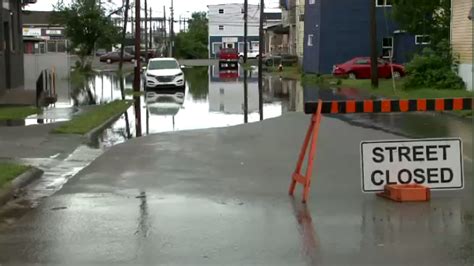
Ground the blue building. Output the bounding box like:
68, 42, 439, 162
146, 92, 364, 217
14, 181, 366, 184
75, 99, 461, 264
303, 0, 427, 74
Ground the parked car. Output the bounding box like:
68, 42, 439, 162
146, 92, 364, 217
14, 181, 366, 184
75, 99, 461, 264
95, 49, 107, 57
238, 50, 261, 59
264, 54, 298, 67
218, 48, 239, 62
332, 57, 405, 79
124, 45, 157, 60
99, 51, 135, 64
144, 58, 185, 90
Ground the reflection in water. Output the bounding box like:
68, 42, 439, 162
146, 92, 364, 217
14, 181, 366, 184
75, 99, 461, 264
291, 200, 320, 265
244, 69, 249, 123
97, 65, 292, 143
136, 191, 150, 238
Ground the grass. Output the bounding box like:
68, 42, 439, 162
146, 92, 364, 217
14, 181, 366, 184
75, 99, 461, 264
0, 106, 39, 120
284, 71, 473, 118
53, 100, 133, 135
264, 66, 302, 80
0, 163, 30, 189
125, 89, 145, 97
334, 78, 473, 99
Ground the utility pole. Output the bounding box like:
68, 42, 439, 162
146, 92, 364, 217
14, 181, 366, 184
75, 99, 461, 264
243, 0, 249, 123
370, 0, 379, 88
170, 0, 174, 57
145, 0, 148, 62
133, 0, 142, 137
258, 0, 264, 121
119, 0, 130, 72
243, 0, 248, 63
150, 7, 153, 49
163, 5, 167, 56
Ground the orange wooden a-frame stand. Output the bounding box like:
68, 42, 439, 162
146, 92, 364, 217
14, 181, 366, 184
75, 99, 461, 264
289, 100, 323, 203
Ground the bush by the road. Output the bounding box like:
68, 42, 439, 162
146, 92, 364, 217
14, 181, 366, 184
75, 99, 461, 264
404, 40, 465, 90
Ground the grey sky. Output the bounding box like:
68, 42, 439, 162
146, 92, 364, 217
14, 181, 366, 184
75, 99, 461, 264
26, 0, 281, 18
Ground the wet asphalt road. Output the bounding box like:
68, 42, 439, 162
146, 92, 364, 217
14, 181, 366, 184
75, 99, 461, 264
0, 112, 472, 265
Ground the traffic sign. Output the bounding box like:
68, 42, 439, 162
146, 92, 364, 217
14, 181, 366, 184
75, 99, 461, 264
361, 138, 464, 192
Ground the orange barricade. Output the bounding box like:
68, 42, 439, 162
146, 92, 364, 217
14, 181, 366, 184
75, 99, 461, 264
289, 97, 473, 203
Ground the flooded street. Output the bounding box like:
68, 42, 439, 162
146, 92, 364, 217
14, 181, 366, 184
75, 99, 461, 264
0, 63, 472, 265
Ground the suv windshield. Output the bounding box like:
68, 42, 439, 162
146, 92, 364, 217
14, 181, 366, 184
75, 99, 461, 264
148, 60, 179, 70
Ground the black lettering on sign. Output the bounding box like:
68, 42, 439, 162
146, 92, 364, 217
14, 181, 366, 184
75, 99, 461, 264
439, 145, 450, 160
427, 168, 439, 184
398, 146, 411, 162
386, 146, 396, 162
371, 170, 384, 186
413, 169, 426, 184
441, 168, 453, 183
372, 147, 384, 163
398, 169, 412, 184
426, 145, 438, 161
387, 170, 397, 185
412, 146, 424, 161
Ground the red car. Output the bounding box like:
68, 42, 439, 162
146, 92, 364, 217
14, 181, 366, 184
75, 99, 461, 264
218, 48, 239, 62
332, 57, 405, 79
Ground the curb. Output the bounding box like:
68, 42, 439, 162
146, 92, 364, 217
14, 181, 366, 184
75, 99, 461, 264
84, 111, 127, 145
0, 167, 43, 207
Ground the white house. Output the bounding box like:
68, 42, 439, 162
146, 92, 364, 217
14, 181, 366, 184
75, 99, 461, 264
208, 3, 260, 58
451, 0, 473, 90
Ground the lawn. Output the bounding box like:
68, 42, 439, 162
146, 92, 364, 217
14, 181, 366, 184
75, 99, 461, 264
335, 78, 473, 99
0, 163, 30, 189
264, 66, 302, 80
0, 106, 39, 120
125, 89, 145, 97
54, 100, 133, 135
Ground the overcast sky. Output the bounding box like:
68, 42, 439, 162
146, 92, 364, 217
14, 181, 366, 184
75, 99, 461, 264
26, 0, 281, 19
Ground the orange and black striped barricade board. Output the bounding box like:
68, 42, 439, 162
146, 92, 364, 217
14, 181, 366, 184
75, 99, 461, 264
304, 98, 473, 114
289, 97, 473, 203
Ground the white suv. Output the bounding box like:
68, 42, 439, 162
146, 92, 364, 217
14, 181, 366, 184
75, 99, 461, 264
239, 50, 261, 59
145, 58, 185, 90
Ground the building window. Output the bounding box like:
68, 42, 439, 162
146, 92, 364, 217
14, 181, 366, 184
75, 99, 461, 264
212, 42, 222, 54
219, 9, 224, 14
299, 14, 304, 21
376, 0, 392, 7
382, 37, 393, 59
309, 0, 315, 4
219, 25, 224, 30
220, 103, 225, 112
415, 35, 430, 45
307, 34, 314, 47
2, 0, 10, 9
219, 88, 224, 95
238, 42, 251, 53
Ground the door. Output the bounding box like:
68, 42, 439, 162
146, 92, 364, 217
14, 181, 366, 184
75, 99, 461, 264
353, 58, 371, 79
3, 22, 11, 89
377, 59, 391, 78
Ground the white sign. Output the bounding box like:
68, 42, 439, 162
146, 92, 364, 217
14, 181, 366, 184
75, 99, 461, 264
46, 29, 62, 35
23, 28, 42, 37
361, 138, 464, 192
222, 37, 238, 43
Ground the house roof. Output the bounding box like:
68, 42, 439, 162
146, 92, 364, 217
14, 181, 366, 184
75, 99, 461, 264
264, 12, 282, 21
22, 11, 60, 26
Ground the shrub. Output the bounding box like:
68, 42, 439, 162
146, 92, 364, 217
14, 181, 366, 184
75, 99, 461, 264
404, 39, 465, 90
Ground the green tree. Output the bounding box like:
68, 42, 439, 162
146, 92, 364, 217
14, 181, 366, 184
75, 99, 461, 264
53, 0, 121, 69
392, 0, 451, 45
175, 12, 208, 59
